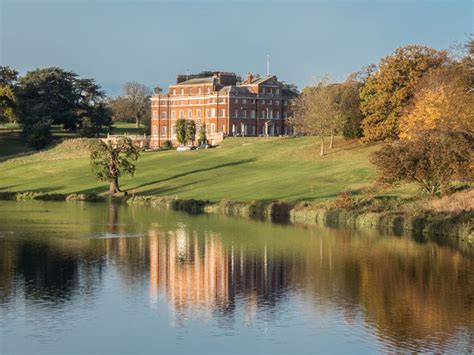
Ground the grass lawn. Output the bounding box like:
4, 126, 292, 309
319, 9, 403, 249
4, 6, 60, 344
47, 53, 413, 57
0, 122, 144, 160
0, 125, 32, 158
111, 122, 146, 135
0, 135, 394, 202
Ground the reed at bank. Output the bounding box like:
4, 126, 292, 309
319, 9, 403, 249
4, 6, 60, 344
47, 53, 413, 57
1, 189, 472, 244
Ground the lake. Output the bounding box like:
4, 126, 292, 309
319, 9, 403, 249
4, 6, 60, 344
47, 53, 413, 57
0, 201, 472, 354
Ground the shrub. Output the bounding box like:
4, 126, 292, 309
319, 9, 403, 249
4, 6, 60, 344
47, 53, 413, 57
25, 121, 52, 149
162, 140, 173, 150
370, 130, 473, 197
330, 192, 356, 209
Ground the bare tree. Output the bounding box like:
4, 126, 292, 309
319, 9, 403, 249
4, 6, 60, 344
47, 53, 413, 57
289, 76, 342, 156
122, 82, 152, 127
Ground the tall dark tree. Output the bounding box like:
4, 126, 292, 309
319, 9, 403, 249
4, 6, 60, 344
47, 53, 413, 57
79, 103, 113, 137
16, 67, 111, 149
90, 137, 140, 194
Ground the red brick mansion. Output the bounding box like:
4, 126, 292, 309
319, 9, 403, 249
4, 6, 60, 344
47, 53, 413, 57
150, 72, 297, 147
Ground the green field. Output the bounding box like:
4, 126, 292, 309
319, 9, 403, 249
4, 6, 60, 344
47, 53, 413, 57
0, 122, 145, 161
0, 135, 391, 202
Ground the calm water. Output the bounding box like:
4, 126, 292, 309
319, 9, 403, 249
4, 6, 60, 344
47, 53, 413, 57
0, 201, 472, 354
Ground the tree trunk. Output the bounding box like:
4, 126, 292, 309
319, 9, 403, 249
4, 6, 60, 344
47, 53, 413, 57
329, 133, 334, 149
135, 116, 140, 128
109, 177, 120, 195
320, 136, 325, 156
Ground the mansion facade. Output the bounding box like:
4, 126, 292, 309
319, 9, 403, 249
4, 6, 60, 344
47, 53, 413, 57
150, 72, 296, 147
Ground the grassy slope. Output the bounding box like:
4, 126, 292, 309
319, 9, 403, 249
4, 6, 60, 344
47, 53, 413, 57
0, 136, 389, 202
0, 122, 144, 159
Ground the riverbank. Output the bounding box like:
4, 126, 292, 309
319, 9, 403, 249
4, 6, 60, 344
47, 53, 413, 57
126, 190, 474, 244
1, 136, 472, 242
2, 189, 472, 244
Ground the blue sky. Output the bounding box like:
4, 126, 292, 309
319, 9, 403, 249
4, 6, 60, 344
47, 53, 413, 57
1, 0, 472, 96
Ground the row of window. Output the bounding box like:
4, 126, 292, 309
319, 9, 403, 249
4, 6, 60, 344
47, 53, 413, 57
152, 123, 286, 137
153, 108, 289, 120
231, 123, 286, 135
153, 123, 222, 136
152, 108, 223, 119
172, 87, 212, 96
260, 87, 280, 95
169, 87, 282, 96
152, 98, 288, 106
232, 110, 288, 119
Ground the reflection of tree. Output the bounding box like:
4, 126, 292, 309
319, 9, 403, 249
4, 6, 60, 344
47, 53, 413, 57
0, 239, 103, 306
300, 235, 474, 352
147, 226, 474, 351
0, 210, 473, 352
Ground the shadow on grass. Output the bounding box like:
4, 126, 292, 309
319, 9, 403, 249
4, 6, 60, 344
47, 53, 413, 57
126, 158, 255, 192
136, 179, 208, 196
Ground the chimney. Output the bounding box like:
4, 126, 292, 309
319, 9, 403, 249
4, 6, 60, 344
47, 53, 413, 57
246, 72, 254, 83
176, 74, 187, 84
218, 72, 237, 86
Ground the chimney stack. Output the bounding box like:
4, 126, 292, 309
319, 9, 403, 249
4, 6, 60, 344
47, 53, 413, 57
246, 72, 254, 84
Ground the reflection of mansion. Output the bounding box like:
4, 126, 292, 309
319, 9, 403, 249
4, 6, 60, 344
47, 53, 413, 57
150, 72, 297, 148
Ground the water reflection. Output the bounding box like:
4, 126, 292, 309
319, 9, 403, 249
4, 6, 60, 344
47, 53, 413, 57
0, 202, 472, 353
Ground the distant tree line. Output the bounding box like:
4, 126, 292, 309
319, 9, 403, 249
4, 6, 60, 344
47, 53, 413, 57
0, 66, 113, 149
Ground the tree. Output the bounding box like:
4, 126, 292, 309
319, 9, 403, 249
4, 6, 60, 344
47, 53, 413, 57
16, 67, 110, 148
79, 103, 113, 137
0, 66, 18, 86
185, 120, 196, 145
90, 137, 140, 194
360, 45, 447, 142
0, 85, 16, 123
289, 77, 343, 156
399, 57, 473, 139
198, 125, 207, 145
27, 121, 53, 150
281, 81, 299, 92
153, 85, 162, 94
370, 130, 473, 197
334, 74, 364, 139
176, 118, 187, 145
0, 66, 18, 123
121, 82, 152, 127
108, 96, 135, 122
